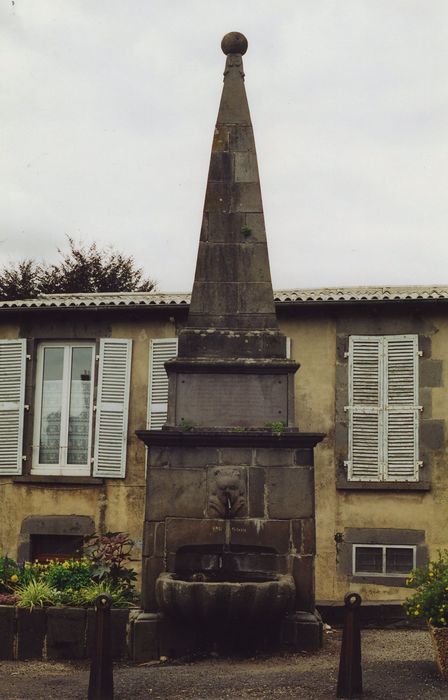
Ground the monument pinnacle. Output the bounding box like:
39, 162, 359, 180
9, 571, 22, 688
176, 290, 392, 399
221, 31, 248, 55
181, 32, 284, 359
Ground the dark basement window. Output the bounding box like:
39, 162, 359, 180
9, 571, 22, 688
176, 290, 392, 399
30, 534, 84, 562
353, 544, 416, 577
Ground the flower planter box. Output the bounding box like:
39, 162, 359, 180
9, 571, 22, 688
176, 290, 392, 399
0, 605, 131, 660
0, 606, 15, 660
47, 607, 87, 660
17, 607, 46, 660
86, 606, 130, 659
429, 624, 448, 679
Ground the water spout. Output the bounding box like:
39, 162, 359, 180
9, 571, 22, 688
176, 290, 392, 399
224, 490, 232, 519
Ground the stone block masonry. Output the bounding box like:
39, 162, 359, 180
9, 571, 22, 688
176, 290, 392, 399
0, 607, 131, 661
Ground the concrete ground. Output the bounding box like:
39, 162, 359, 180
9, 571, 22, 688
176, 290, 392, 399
0, 629, 447, 699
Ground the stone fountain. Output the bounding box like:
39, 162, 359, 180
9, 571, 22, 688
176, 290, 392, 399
134, 32, 324, 661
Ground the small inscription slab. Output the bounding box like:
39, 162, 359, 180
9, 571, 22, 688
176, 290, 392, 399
176, 373, 288, 426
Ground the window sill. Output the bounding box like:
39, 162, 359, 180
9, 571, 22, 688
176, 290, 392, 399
350, 574, 408, 587
13, 475, 104, 486
336, 476, 430, 491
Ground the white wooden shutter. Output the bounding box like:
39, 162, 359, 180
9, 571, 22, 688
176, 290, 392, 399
93, 339, 132, 478
148, 338, 178, 429
0, 339, 26, 475
347, 336, 382, 481
384, 335, 419, 481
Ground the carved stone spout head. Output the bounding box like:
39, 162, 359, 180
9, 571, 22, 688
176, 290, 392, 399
208, 467, 247, 518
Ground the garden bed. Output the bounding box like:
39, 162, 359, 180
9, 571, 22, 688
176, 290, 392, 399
0, 604, 131, 660
0, 533, 138, 660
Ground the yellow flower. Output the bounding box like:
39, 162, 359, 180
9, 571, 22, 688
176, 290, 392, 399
414, 611, 419, 616
10, 574, 18, 583
429, 572, 434, 577
62, 561, 70, 569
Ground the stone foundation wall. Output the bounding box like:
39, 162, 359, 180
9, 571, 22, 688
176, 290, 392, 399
0, 606, 130, 660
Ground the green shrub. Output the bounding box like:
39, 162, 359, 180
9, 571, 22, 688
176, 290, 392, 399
0, 556, 20, 593
16, 580, 58, 609
84, 532, 137, 597
404, 550, 448, 627
40, 558, 94, 592
75, 581, 132, 608
0, 530, 137, 608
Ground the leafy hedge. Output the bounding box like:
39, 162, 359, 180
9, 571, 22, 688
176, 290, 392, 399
0, 532, 137, 609
404, 550, 448, 627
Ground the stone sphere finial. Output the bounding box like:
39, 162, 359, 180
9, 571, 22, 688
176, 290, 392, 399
221, 32, 248, 55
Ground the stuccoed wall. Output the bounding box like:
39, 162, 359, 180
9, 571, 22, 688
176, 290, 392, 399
278, 308, 338, 603
1, 302, 446, 604
0, 309, 179, 579
279, 304, 447, 604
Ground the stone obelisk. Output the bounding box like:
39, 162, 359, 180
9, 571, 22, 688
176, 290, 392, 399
135, 33, 324, 661
166, 31, 298, 430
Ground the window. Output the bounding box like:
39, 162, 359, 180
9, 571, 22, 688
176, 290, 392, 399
147, 338, 178, 429
33, 343, 95, 475
345, 335, 420, 482
0, 339, 26, 476
30, 534, 84, 562
0, 337, 132, 478
353, 544, 416, 577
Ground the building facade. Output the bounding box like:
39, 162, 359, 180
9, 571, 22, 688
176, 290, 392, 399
0, 286, 446, 605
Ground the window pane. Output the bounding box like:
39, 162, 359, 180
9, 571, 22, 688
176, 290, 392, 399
39, 347, 64, 464
386, 547, 414, 574
30, 534, 84, 562
355, 546, 383, 573
67, 347, 93, 465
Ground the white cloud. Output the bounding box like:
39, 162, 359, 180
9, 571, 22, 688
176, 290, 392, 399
1, 0, 448, 290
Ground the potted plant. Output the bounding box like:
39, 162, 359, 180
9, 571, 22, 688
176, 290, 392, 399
404, 549, 448, 678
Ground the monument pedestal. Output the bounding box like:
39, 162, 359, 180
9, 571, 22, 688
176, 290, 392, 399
131, 609, 323, 662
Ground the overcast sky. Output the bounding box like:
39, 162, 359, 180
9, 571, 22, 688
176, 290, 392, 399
2, 1, 448, 292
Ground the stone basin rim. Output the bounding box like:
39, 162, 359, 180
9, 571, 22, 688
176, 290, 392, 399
157, 572, 295, 587
155, 572, 296, 623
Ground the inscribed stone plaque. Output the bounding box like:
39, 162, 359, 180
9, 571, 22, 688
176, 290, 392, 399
175, 373, 288, 427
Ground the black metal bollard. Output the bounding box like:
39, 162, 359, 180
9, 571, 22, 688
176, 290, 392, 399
336, 592, 362, 698
88, 593, 114, 700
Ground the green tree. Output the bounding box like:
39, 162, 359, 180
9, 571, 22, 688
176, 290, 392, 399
0, 238, 156, 300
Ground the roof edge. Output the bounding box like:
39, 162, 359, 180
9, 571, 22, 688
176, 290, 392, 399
1, 286, 448, 310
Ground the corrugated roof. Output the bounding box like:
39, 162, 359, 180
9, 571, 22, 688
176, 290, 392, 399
0, 292, 191, 309
1, 286, 448, 310
274, 286, 448, 303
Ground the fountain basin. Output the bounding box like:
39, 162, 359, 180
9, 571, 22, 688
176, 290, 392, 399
155, 572, 296, 624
